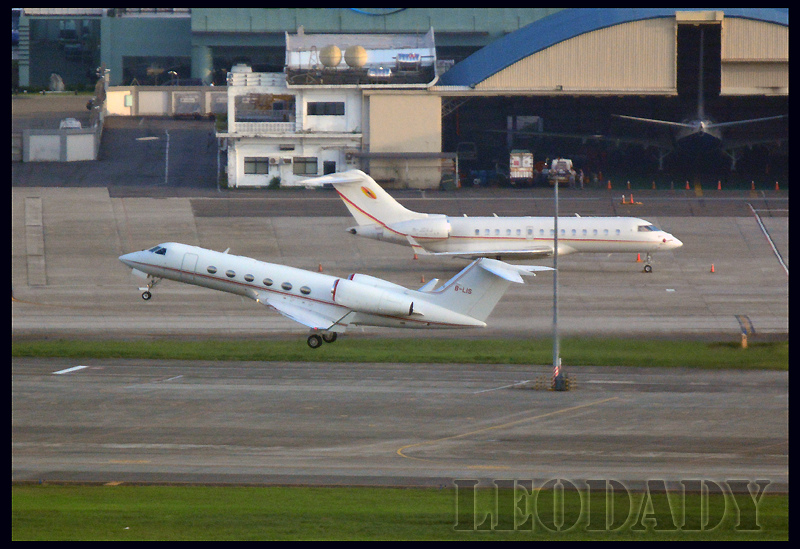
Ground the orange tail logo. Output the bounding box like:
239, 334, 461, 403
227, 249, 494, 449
361, 186, 377, 199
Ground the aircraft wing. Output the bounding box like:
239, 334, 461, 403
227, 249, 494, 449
488, 128, 674, 152
258, 296, 349, 332
406, 235, 554, 259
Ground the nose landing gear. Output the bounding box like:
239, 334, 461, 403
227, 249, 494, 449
139, 276, 161, 300
642, 253, 653, 273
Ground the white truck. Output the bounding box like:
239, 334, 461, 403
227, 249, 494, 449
547, 158, 576, 186
509, 150, 534, 186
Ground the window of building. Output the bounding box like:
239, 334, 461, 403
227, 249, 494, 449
307, 102, 345, 116
244, 157, 270, 175
293, 157, 318, 176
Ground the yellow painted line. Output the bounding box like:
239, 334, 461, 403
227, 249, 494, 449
396, 397, 619, 461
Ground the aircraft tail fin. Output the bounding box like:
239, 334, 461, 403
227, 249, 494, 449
423, 258, 552, 322
306, 170, 427, 226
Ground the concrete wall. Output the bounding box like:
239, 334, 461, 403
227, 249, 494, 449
366, 92, 442, 188
21, 126, 102, 162
106, 86, 227, 117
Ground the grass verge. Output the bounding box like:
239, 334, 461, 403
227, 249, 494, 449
11, 338, 788, 370
11, 484, 788, 540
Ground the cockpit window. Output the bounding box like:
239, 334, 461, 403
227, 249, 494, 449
148, 246, 168, 255
637, 225, 659, 232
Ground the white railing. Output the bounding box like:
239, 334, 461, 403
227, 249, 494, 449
232, 121, 296, 134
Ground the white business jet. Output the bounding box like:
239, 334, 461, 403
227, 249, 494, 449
119, 243, 551, 348
307, 170, 682, 272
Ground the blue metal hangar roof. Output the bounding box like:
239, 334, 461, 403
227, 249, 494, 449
438, 8, 789, 88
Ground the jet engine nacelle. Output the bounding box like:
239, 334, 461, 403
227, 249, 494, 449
389, 215, 450, 240
332, 278, 415, 317
346, 273, 409, 293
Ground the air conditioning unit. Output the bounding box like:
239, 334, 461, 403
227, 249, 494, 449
269, 157, 278, 165
281, 158, 293, 164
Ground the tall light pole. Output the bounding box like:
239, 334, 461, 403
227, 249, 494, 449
552, 179, 565, 390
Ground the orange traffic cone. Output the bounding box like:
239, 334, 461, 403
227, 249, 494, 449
607, 180, 612, 190
717, 180, 722, 190
318, 263, 323, 272
710, 264, 715, 274
636, 253, 641, 263
685, 180, 690, 190
751, 181, 755, 191
776, 181, 779, 191
413, 253, 418, 260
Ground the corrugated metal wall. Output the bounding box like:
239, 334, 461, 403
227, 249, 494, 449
721, 18, 788, 94
474, 15, 788, 96
476, 18, 676, 94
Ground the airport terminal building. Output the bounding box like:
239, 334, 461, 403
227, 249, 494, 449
13, 8, 788, 188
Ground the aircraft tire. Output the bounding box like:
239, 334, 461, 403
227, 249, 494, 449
307, 334, 323, 349
322, 332, 337, 343
643, 265, 653, 273
142, 291, 152, 300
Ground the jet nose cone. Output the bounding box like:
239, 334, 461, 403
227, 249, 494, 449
119, 251, 138, 267
663, 235, 682, 249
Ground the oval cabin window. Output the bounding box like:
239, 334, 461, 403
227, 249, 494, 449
226, 270, 236, 278
263, 278, 273, 286
281, 282, 292, 291
244, 274, 254, 282
207, 266, 217, 274
300, 286, 311, 295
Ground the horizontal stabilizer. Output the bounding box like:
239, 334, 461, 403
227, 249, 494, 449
302, 172, 365, 187
478, 258, 553, 283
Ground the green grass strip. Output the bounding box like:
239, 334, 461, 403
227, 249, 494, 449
12, 484, 788, 540
12, 338, 787, 370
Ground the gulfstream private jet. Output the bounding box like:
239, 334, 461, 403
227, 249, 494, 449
119, 243, 551, 348
306, 170, 682, 272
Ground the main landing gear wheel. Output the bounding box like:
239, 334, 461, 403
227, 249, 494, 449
643, 264, 653, 273
322, 332, 337, 343
307, 334, 323, 349
141, 291, 152, 300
